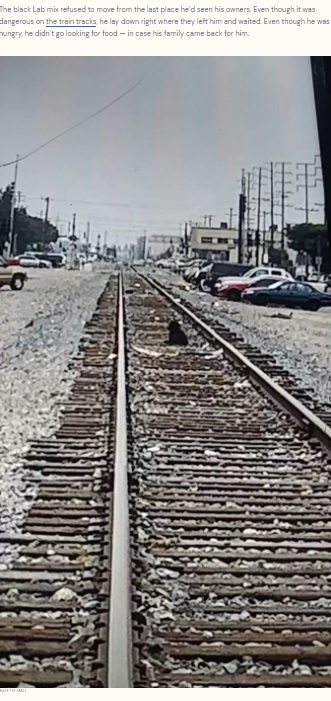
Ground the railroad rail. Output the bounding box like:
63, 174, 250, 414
0, 275, 118, 688
2, 268, 331, 687
125, 271, 331, 688
141, 270, 331, 429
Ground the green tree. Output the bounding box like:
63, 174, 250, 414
267, 247, 290, 267
14, 207, 58, 254
0, 185, 13, 254
287, 223, 328, 271
0, 183, 59, 255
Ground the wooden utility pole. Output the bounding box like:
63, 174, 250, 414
270, 161, 274, 247
238, 170, 246, 264
9, 154, 19, 256
43, 197, 50, 248
255, 167, 262, 266
72, 213, 76, 238
262, 211, 267, 262
184, 222, 189, 256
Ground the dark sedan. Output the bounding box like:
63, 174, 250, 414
242, 280, 331, 312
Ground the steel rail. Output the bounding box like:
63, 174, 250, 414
108, 272, 132, 687
138, 271, 331, 454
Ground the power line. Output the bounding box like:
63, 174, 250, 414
0, 67, 156, 170
23, 194, 217, 213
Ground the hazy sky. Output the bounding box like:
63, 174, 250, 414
0, 57, 324, 246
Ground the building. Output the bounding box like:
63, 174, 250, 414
189, 224, 289, 265
189, 225, 239, 262
146, 234, 182, 259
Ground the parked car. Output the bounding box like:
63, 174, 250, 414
27, 252, 65, 268
215, 275, 286, 301
0, 256, 27, 291
214, 265, 293, 287
7, 253, 51, 269
156, 259, 173, 269
19, 253, 52, 269
182, 260, 205, 281
201, 262, 275, 293
295, 273, 327, 293
173, 257, 189, 272
242, 280, 331, 311
209, 265, 330, 296
190, 262, 213, 287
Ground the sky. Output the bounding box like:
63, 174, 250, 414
0, 57, 324, 247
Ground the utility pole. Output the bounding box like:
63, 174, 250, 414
246, 172, 252, 263
275, 162, 292, 250
255, 167, 262, 266
281, 161, 285, 245
262, 211, 267, 262
304, 163, 309, 223
296, 161, 320, 276
317, 232, 322, 275
238, 169, 246, 264
72, 213, 76, 239
270, 161, 274, 247
43, 197, 50, 248
143, 229, 147, 260
202, 215, 214, 227
8, 154, 19, 256
252, 166, 269, 260
296, 161, 318, 224
184, 222, 189, 256
225, 209, 237, 229
315, 202, 327, 225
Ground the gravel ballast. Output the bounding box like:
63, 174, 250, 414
0, 267, 111, 563
151, 269, 331, 405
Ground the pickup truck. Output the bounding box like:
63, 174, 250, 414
296, 275, 327, 294
0, 256, 27, 290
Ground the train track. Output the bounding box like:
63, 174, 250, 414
2, 268, 331, 687
0, 276, 118, 688
141, 270, 331, 428
125, 271, 331, 688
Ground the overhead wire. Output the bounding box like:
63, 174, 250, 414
0, 60, 159, 169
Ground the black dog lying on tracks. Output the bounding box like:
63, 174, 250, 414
167, 320, 188, 347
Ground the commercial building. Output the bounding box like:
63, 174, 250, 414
189, 225, 238, 261
189, 224, 288, 264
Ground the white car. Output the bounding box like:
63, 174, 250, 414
217, 266, 293, 285
156, 259, 173, 269
215, 265, 327, 294
213, 266, 292, 293
19, 254, 52, 269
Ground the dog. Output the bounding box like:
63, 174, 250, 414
167, 320, 188, 347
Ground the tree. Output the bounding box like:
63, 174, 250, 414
0, 184, 59, 255
0, 185, 13, 254
287, 223, 329, 271
268, 247, 290, 267
14, 207, 58, 254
